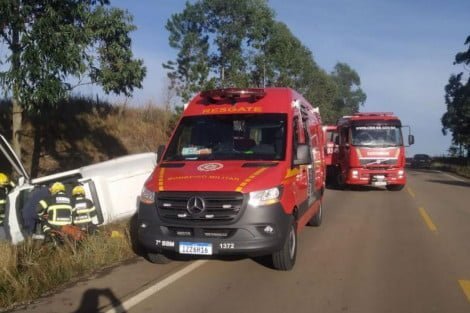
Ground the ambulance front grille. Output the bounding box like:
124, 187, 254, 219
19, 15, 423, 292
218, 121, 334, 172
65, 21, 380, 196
156, 191, 245, 223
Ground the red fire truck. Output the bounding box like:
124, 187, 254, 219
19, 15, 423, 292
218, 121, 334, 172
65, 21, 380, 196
333, 112, 414, 190
137, 88, 325, 270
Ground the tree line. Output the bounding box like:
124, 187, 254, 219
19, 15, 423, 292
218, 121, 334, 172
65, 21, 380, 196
442, 35, 470, 158
163, 0, 366, 123
1, 0, 367, 162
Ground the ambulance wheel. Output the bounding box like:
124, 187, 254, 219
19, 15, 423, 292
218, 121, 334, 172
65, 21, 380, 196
386, 184, 404, 191
146, 252, 171, 264
272, 218, 297, 271
308, 202, 323, 227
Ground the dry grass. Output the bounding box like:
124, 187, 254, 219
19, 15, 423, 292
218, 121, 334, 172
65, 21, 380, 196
432, 162, 470, 179
0, 223, 135, 310
10, 97, 179, 176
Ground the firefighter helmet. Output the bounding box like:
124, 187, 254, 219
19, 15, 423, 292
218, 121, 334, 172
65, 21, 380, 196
50, 182, 65, 195
72, 185, 85, 197
0, 173, 10, 186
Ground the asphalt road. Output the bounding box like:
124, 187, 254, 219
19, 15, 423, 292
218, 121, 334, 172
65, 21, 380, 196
13, 169, 470, 313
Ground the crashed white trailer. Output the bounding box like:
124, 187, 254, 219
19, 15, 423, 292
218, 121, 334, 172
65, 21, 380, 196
0, 134, 156, 244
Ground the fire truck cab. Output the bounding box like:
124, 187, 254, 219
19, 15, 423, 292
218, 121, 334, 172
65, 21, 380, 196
333, 112, 414, 191
137, 88, 325, 270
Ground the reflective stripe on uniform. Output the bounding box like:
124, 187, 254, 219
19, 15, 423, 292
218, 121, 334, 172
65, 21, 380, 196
47, 204, 72, 226
74, 218, 93, 224
75, 206, 96, 214
0, 199, 6, 204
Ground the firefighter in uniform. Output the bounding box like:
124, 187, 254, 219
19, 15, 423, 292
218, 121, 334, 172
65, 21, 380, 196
71, 185, 97, 233
36, 182, 73, 237
0, 173, 15, 226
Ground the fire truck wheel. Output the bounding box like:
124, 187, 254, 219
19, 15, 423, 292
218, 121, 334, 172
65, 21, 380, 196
386, 184, 404, 191
146, 252, 172, 264
308, 202, 323, 227
335, 169, 346, 189
272, 217, 297, 271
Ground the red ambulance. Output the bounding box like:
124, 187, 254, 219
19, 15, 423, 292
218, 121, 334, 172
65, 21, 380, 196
137, 88, 325, 270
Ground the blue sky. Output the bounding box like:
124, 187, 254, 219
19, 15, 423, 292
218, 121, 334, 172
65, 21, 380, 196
92, 0, 470, 156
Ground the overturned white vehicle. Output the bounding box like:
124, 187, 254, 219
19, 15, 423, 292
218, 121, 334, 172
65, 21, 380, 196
0, 134, 156, 244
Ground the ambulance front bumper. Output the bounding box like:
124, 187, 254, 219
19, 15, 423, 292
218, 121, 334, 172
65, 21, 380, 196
137, 201, 291, 257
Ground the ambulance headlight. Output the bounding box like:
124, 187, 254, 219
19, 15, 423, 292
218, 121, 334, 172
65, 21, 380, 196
248, 187, 282, 207
140, 186, 155, 204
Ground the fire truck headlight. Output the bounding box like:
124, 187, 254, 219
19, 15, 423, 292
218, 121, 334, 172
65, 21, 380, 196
398, 170, 404, 177
249, 187, 282, 207
351, 170, 359, 178
140, 186, 155, 204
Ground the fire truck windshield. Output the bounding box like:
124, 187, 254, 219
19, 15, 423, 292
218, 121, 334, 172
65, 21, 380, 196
351, 125, 403, 147
164, 114, 287, 161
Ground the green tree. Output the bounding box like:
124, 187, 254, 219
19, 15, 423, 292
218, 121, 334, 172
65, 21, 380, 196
251, 21, 340, 123
442, 35, 470, 157
164, 0, 273, 101
330, 62, 367, 120
0, 0, 146, 158
164, 0, 364, 125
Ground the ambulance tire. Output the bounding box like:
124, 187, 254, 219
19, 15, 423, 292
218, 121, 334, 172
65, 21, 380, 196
146, 252, 172, 264
272, 217, 297, 271
386, 184, 404, 191
308, 202, 323, 227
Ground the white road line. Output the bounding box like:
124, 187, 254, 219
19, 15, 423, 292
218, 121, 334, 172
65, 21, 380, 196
436, 171, 467, 182
105, 260, 207, 313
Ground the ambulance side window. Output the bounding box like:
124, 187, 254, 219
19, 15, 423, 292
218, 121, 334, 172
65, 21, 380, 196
293, 116, 310, 165
292, 117, 299, 166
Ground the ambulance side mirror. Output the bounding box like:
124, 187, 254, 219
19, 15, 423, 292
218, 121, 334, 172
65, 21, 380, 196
156, 145, 165, 163
294, 144, 311, 165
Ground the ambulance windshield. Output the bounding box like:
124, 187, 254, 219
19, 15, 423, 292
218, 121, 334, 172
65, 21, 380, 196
164, 114, 287, 161
351, 125, 403, 147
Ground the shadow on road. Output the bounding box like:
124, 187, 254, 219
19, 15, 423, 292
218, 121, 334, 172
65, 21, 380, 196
426, 179, 470, 188
74, 288, 126, 313
326, 184, 384, 192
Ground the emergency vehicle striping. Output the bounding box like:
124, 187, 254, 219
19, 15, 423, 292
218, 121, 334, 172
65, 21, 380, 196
235, 167, 268, 192
418, 207, 437, 233
407, 187, 416, 198
158, 168, 165, 191
284, 168, 300, 179
458, 280, 470, 303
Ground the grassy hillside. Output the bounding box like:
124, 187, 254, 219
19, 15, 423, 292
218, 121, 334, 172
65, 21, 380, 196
1, 97, 178, 177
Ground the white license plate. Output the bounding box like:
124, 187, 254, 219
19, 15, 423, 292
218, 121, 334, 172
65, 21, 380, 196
179, 242, 213, 255
372, 181, 387, 186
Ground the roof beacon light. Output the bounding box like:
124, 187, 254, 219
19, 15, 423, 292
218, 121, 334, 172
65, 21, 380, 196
355, 112, 393, 117
201, 88, 266, 101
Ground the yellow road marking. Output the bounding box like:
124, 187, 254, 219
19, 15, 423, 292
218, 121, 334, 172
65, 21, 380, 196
458, 280, 470, 303
418, 207, 437, 233
407, 187, 415, 198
